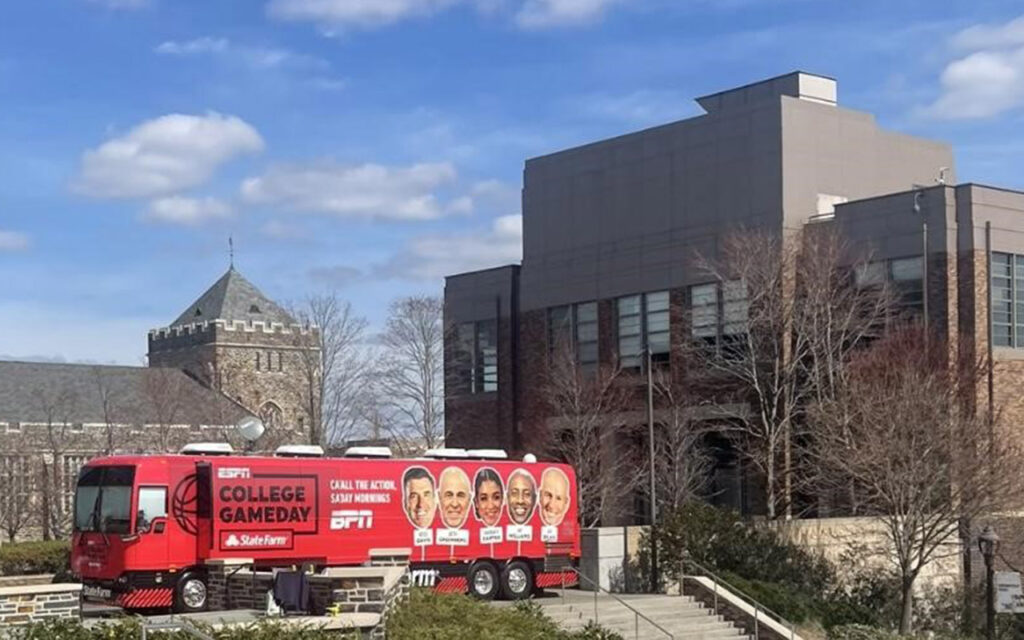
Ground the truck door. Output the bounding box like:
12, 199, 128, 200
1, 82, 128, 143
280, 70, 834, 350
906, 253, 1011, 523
194, 463, 213, 559
133, 485, 171, 569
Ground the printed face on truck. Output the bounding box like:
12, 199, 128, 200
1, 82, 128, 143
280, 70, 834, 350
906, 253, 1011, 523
473, 468, 504, 527
539, 468, 571, 527
506, 470, 537, 525
439, 467, 471, 529
402, 467, 436, 529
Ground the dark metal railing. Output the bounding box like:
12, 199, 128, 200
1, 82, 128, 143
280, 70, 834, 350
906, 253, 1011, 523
560, 566, 674, 640
680, 557, 798, 640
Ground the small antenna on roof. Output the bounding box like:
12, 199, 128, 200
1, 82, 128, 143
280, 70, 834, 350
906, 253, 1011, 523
228, 236, 234, 269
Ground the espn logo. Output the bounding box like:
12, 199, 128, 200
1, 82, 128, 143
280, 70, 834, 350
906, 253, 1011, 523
217, 467, 251, 479
330, 510, 373, 530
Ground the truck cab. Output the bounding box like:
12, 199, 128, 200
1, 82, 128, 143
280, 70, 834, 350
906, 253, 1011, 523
72, 456, 212, 612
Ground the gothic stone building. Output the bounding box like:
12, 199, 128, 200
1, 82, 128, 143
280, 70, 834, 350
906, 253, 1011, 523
443, 71, 1024, 522
0, 267, 317, 540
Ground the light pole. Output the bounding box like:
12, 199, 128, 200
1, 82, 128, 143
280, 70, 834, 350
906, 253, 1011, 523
913, 189, 929, 331
645, 345, 659, 592
979, 525, 1000, 640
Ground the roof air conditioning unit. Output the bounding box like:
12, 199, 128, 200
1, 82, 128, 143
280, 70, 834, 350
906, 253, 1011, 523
180, 443, 235, 456
343, 446, 393, 459
275, 445, 325, 458
422, 447, 469, 459
466, 449, 508, 460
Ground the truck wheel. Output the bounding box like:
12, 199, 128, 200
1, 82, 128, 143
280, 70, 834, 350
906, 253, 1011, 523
500, 561, 533, 600
467, 562, 500, 600
174, 572, 209, 613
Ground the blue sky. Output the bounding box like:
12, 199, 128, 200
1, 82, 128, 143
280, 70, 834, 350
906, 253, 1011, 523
2, 0, 1024, 364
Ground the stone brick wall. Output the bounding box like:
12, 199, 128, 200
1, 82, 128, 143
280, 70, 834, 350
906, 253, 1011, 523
149, 320, 319, 445
0, 583, 81, 626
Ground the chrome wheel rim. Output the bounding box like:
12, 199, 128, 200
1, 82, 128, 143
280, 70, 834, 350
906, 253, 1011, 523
508, 568, 529, 594
473, 569, 494, 595
182, 579, 207, 609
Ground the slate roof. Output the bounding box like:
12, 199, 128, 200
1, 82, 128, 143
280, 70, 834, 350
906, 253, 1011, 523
0, 361, 251, 425
169, 267, 297, 328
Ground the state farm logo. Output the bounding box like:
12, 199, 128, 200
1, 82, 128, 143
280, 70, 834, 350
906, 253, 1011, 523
218, 467, 251, 479
330, 510, 374, 530
219, 530, 292, 550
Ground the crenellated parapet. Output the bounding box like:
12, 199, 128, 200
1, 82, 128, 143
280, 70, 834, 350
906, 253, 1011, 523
148, 320, 320, 351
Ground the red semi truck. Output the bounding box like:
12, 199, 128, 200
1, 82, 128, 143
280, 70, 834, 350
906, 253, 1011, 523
70, 445, 580, 613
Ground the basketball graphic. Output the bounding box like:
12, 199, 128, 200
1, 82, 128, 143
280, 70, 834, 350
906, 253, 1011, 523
172, 474, 199, 535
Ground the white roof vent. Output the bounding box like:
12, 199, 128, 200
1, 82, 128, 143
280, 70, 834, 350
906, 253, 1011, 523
423, 447, 469, 459
343, 446, 393, 459
181, 443, 235, 456
467, 449, 508, 460
522, 453, 537, 463
275, 445, 324, 458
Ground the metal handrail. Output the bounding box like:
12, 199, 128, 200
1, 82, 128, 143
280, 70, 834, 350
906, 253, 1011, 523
679, 557, 798, 640
560, 566, 675, 640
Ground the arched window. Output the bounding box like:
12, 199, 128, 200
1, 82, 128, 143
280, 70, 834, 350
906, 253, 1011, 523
259, 402, 283, 430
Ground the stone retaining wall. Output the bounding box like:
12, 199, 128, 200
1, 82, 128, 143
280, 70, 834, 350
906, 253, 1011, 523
204, 557, 410, 639
0, 583, 82, 627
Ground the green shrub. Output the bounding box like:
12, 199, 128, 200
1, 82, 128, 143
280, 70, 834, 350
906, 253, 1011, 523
0, 540, 71, 577
652, 503, 834, 594
387, 589, 621, 640
11, 618, 356, 640
826, 624, 901, 640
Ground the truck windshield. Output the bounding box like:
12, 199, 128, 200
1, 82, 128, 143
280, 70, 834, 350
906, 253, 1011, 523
74, 465, 135, 534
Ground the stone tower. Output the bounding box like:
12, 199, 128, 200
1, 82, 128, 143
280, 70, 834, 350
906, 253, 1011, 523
147, 267, 319, 446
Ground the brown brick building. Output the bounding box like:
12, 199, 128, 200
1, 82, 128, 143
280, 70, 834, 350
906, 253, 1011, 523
443, 71, 1024, 522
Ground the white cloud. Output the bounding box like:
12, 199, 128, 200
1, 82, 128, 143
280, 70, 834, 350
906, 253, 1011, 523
926, 15, 1024, 119
575, 89, 694, 126
86, 0, 149, 9
0, 230, 30, 251
240, 161, 460, 221
74, 112, 264, 199
155, 37, 229, 56
379, 214, 522, 280
142, 196, 233, 226
154, 37, 328, 71
516, 0, 620, 28
266, 0, 463, 29
260, 220, 309, 240
265, 0, 621, 30
951, 15, 1024, 51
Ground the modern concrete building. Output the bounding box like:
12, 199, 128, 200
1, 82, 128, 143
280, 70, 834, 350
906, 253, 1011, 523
443, 71, 1024, 520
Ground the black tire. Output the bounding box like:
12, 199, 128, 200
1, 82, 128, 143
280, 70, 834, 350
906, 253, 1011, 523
500, 560, 533, 601
466, 562, 500, 600
174, 572, 209, 613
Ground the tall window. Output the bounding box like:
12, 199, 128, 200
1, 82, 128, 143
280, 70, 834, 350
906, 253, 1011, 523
890, 256, 924, 312
455, 320, 499, 394
854, 256, 924, 314
548, 302, 598, 371
992, 252, 1024, 347
689, 281, 748, 343
617, 291, 670, 368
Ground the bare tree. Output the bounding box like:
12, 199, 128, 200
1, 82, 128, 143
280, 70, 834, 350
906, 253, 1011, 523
649, 366, 713, 512
140, 367, 187, 453
92, 366, 126, 456
378, 296, 444, 452
30, 382, 79, 539
809, 326, 1024, 635
540, 346, 642, 528
289, 294, 369, 447
689, 227, 892, 519
0, 453, 35, 542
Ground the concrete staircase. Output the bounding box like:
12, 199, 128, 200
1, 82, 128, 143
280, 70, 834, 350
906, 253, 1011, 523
530, 590, 751, 639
